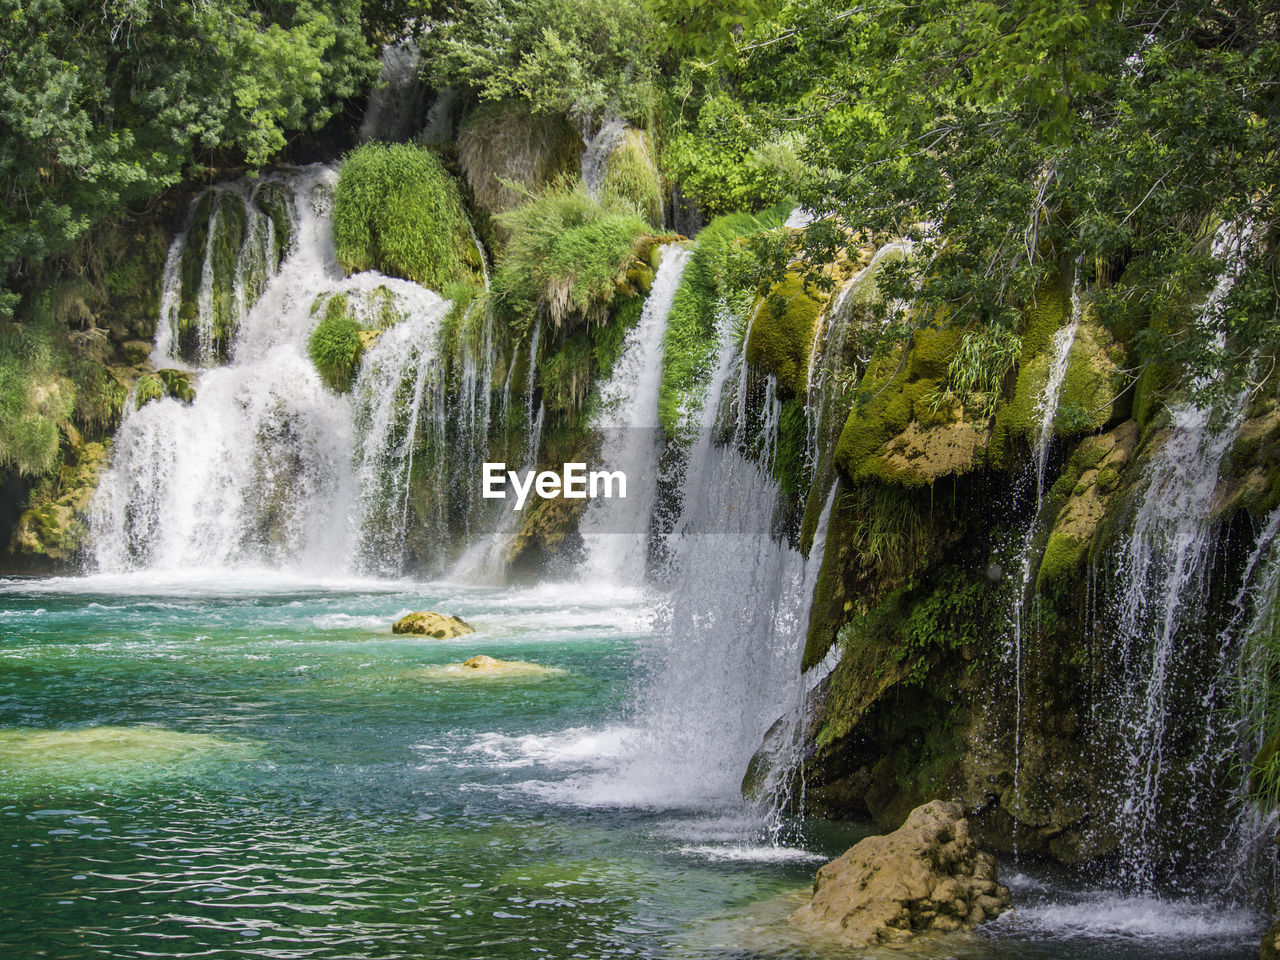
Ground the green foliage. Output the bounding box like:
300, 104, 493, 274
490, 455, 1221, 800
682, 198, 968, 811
421, 0, 656, 129
931, 324, 1021, 418
0, 319, 73, 478
134, 375, 166, 410
844, 484, 928, 581
308, 298, 365, 393
334, 143, 477, 291
662, 0, 1280, 401
658, 203, 791, 433
457, 102, 585, 219
601, 129, 664, 228
492, 183, 649, 330
837, 565, 991, 687
0, 0, 375, 298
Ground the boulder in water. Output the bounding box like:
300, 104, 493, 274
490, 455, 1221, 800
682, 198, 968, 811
790, 800, 1010, 947
392, 611, 474, 638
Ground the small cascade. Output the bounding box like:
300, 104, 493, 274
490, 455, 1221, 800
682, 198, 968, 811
358, 39, 428, 144
152, 178, 297, 367
579, 245, 690, 582
1008, 274, 1084, 808
349, 287, 453, 575
1093, 223, 1256, 889
803, 241, 913, 481
1099, 397, 1247, 887
581, 117, 626, 196
752, 483, 840, 841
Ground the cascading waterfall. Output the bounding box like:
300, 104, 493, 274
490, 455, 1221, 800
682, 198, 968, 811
578, 245, 690, 582
581, 117, 627, 196
1093, 224, 1256, 890
1008, 274, 1084, 807
563, 307, 820, 814
358, 39, 429, 144
91, 165, 466, 576
348, 287, 453, 575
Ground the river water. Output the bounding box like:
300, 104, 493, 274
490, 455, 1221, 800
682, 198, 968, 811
0, 572, 1262, 958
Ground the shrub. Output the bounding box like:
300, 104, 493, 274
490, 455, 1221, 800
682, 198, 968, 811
492, 182, 649, 330
0, 319, 74, 478
333, 143, 477, 291
308, 298, 365, 393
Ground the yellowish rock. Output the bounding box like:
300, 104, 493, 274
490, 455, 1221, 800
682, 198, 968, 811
391, 611, 475, 638
790, 800, 1010, 948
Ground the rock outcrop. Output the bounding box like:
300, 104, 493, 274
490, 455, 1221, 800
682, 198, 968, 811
790, 800, 1010, 948
392, 611, 474, 638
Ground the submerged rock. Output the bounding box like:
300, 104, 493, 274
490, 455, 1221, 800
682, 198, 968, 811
790, 800, 1010, 948
392, 611, 474, 638
409, 657, 565, 680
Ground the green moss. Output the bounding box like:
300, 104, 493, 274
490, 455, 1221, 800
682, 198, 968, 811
833, 348, 912, 478
601, 128, 663, 228
908, 326, 965, 380
1019, 275, 1070, 362
156, 369, 196, 404
593, 292, 646, 381
1039, 532, 1087, 583
538, 331, 593, 420
746, 273, 825, 397
251, 180, 294, 268
308, 298, 365, 393
333, 142, 477, 290
658, 203, 792, 434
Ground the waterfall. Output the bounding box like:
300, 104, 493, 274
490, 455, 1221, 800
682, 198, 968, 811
358, 39, 428, 144
581, 117, 626, 196
349, 287, 453, 575
151, 178, 296, 367
555, 306, 818, 811
1008, 273, 1084, 812
90, 165, 462, 577
578, 245, 690, 582
1093, 223, 1255, 890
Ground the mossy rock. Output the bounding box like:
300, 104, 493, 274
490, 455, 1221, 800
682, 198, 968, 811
1036, 420, 1139, 586
862, 417, 991, 488
458, 101, 584, 220
307, 295, 366, 393
908, 326, 965, 380
10, 440, 110, 563
392, 611, 475, 638
156, 369, 196, 403
746, 273, 827, 397
177, 190, 247, 361
997, 316, 1123, 448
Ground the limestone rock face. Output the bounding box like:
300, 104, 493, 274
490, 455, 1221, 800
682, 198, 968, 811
790, 800, 1010, 948
392, 611, 474, 638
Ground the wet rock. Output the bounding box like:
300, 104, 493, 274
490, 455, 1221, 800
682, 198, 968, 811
408, 657, 565, 680
790, 800, 1010, 948
392, 611, 474, 638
